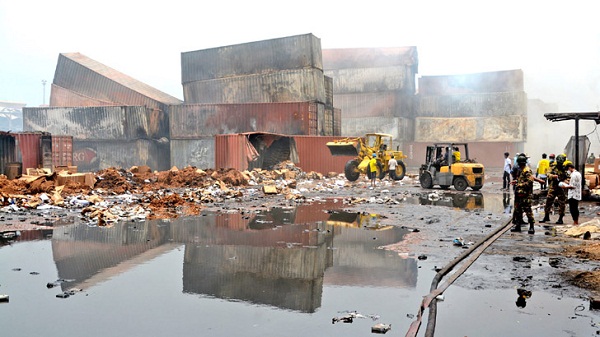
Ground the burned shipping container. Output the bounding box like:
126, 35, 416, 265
413, 116, 526, 142
23, 106, 170, 141
181, 33, 323, 84
169, 102, 324, 138
182, 69, 327, 104
52, 53, 182, 110
170, 137, 215, 170
418, 91, 528, 118
73, 139, 170, 172
213, 133, 354, 175
418, 69, 524, 96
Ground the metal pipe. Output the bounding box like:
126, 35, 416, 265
405, 217, 514, 337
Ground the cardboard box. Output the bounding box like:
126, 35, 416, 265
54, 165, 78, 174
55, 172, 96, 188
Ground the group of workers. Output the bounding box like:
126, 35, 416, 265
504, 152, 582, 234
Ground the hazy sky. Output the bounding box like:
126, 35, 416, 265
2, 0, 600, 155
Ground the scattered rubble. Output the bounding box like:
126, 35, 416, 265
1, 161, 419, 230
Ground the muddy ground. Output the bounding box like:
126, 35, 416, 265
1, 162, 600, 303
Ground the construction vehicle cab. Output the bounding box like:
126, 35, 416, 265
419, 143, 484, 191
327, 133, 407, 182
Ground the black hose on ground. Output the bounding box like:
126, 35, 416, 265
405, 217, 515, 337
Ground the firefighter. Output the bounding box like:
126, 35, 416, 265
539, 153, 568, 224
511, 153, 545, 234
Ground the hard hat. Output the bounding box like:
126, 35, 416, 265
372, 153, 377, 157
563, 160, 573, 167
556, 153, 567, 164
549, 153, 556, 158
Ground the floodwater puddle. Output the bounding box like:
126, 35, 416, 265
0, 200, 424, 337
1, 198, 597, 336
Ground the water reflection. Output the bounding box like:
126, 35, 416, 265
415, 192, 484, 210
48, 200, 417, 313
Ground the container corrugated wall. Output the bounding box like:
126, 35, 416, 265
0, 132, 17, 176
182, 69, 326, 104
418, 92, 527, 117
418, 70, 524, 96
181, 33, 322, 83
50, 84, 115, 107
333, 91, 415, 118
214, 135, 247, 171
213, 134, 355, 175
293, 136, 355, 175
52, 135, 73, 167
414, 116, 525, 142
169, 102, 321, 138
73, 139, 170, 172
53, 53, 182, 110
23, 106, 169, 140
12, 132, 44, 170
333, 108, 342, 136
170, 138, 216, 170
325, 66, 409, 93
342, 117, 414, 142
322, 47, 418, 70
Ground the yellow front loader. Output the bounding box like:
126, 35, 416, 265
326, 133, 407, 182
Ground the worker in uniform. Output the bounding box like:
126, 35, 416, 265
535, 153, 550, 190
369, 153, 379, 188
511, 153, 545, 234
539, 153, 568, 224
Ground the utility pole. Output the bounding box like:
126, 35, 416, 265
42, 80, 47, 105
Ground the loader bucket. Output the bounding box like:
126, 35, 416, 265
326, 141, 359, 156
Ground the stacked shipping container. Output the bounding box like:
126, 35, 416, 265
23, 106, 170, 172
174, 34, 339, 169
322, 47, 418, 143
21, 53, 182, 172
408, 69, 527, 168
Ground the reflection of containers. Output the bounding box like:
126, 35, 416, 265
5, 162, 22, 180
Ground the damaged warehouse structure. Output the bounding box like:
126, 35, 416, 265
8, 33, 531, 176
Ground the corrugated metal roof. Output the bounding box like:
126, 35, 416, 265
54, 53, 182, 107
181, 33, 323, 83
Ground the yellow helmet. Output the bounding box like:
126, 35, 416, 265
563, 160, 573, 167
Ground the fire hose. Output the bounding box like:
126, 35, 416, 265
405, 217, 514, 337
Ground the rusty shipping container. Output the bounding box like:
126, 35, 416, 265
169, 102, 322, 139
10, 132, 44, 170
214, 133, 354, 175
52, 53, 182, 110
418, 91, 527, 117
73, 139, 170, 172
418, 69, 524, 96
293, 136, 356, 175
170, 137, 215, 170
215, 133, 298, 171
322, 47, 418, 70
23, 106, 170, 140
52, 135, 73, 167
182, 68, 326, 104
414, 116, 525, 143
181, 33, 323, 84
334, 91, 415, 119
50, 84, 115, 107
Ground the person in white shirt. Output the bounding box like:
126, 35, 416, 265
388, 155, 398, 184
561, 162, 582, 225
503, 152, 512, 190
